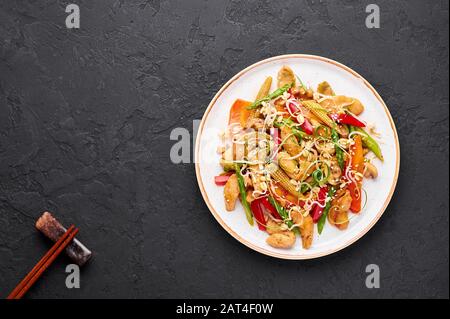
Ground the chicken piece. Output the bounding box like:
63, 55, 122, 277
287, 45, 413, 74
319, 96, 365, 115
317, 81, 335, 96
335, 189, 352, 211
299, 214, 314, 249
246, 117, 265, 130
290, 210, 304, 226
266, 231, 296, 249
277, 66, 295, 88
224, 174, 239, 211
328, 207, 349, 230
266, 219, 284, 235
280, 126, 302, 157
328, 189, 352, 230
246, 189, 255, 203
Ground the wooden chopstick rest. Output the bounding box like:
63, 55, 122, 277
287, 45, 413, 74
7, 226, 79, 299
36, 212, 92, 266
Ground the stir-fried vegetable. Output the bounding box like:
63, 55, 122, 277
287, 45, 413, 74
331, 128, 345, 170
268, 196, 296, 230
296, 75, 307, 91
299, 118, 314, 135
260, 197, 281, 219
235, 164, 254, 225
348, 135, 364, 213
214, 174, 232, 186
318, 187, 336, 234
351, 126, 384, 161
274, 118, 309, 138
271, 181, 302, 207
250, 199, 266, 231
267, 163, 299, 197
330, 113, 366, 127
255, 77, 273, 100
229, 99, 252, 127
312, 164, 330, 186
311, 186, 329, 223
302, 100, 336, 128
247, 84, 292, 110
216, 65, 383, 250
246, 77, 273, 128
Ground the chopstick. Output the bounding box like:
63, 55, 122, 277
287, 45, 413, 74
7, 225, 79, 299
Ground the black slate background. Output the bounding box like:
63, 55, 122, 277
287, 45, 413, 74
0, 0, 448, 299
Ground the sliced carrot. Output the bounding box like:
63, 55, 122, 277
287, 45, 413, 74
272, 181, 303, 207
228, 99, 252, 127
349, 135, 364, 213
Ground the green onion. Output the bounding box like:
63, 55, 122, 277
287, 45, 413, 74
312, 169, 324, 184
312, 164, 330, 186
300, 183, 313, 194
246, 84, 292, 110
318, 187, 336, 234
234, 164, 254, 225
291, 127, 304, 142
314, 125, 331, 139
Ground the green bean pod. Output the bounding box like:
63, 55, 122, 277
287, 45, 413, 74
235, 164, 254, 225
353, 127, 384, 161
317, 187, 336, 234
332, 129, 345, 170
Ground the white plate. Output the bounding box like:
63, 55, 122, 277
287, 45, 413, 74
195, 54, 400, 259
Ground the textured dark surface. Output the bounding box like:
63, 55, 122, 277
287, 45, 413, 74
0, 0, 448, 299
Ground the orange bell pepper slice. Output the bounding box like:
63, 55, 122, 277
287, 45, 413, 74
228, 99, 252, 127
348, 135, 364, 213
272, 181, 304, 208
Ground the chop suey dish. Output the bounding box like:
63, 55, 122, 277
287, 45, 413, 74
215, 66, 383, 250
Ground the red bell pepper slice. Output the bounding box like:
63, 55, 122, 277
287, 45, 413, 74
329, 113, 366, 127
250, 199, 266, 231
286, 99, 299, 114
284, 95, 314, 135
214, 174, 232, 186
300, 118, 314, 135
260, 197, 282, 220
311, 186, 329, 223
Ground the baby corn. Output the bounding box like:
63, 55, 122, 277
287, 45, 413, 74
266, 163, 299, 196
246, 77, 272, 128
302, 100, 336, 128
